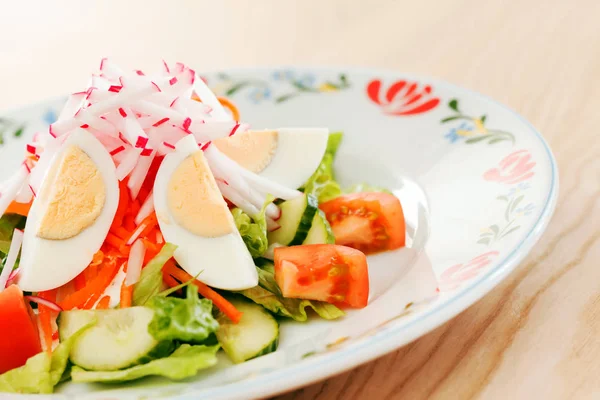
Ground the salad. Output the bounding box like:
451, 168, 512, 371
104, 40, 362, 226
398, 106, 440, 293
0, 60, 406, 394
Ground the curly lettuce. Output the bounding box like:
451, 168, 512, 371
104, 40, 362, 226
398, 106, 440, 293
303, 132, 343, 203
232, 195, 272, 258
148, 284, 219, 343
70, 344, 220, 383
133, 243, 177, 306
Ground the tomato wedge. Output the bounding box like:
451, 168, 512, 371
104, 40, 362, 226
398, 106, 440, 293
319, 192, 405, 254
0, 285, 42, 373
274, 244, 369, 308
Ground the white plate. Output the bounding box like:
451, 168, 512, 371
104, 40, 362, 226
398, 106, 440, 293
0, 67, 558, 400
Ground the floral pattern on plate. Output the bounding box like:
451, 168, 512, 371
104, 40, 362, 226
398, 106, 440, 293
366, 79, 440, 116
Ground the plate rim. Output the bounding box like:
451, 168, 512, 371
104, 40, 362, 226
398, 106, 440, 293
0, 66, 558, 400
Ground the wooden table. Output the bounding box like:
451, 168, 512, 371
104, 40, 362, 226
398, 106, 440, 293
1, 1, 599, 398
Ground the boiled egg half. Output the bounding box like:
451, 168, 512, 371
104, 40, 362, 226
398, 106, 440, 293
214, 128, 329, 190
18, 129, 119, 292
153, 135, 257, 290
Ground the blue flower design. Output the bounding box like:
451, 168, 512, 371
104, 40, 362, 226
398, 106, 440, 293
444, 122, 472, 143
43, 109, 57, 125
248, 87, 272, 104
297, 74, 316, 87
507, 182, 532, 197
515, 203, 535, 216
272, 70, 295, 81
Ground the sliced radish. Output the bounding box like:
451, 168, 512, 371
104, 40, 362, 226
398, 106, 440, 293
135, 190, 155, 225
99, 58, 124, 82
125, 239, 146, 286
24, 296, 63, 312
215, 180, 260, 216
128, 150, 155, 200
115, 147, 141, 181
192, 73, 230, 120
6, 267, 20, 287
263, 243, 285, 260
58, 92, 86, 121
266, 203, 281, 221
0, 165, 29, 217
266, 217, 280, 232
0, 229, 24, 291
14, 180, 34, 204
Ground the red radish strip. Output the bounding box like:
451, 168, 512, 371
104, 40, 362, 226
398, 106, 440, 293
115, 148, 141, 181
108, 85, 122, 93
192, 73, 230, 120
266, 203, 281, 220
128, 150, 155, 200
140, 148, 153, 156
135, 191, 155, 225
26, 144, 36, 155
191, 121, 246, 141
155, 231, 164, 244
0, 229, 24, 291
50, 79, 164, 136
5, 267, 20, 287
77, 111, 119, 136
163, 141, 175, 149
161, 60, 171, 74
58, 92, 86, 121
0, 165, 29, 217
216, 180, 260, 216
125, 240, 145, 286
99, 58, 124, 81
24, 296, 63, 312
266, 217, 280, 232
14, 180, 34, 204
229, 123, 241, 137
153, 117, 170, 127
109, 146, 126, 156
135, 70, 145, 76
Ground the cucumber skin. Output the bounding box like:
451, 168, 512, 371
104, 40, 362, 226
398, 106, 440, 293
303, 209, 335, 245
216, 297, 279, 364
269, 194, 319, 246
288, 194, 319, 245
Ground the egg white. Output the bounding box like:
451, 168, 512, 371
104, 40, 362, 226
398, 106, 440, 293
18, 129, 119, 292
153, 135, 258, 290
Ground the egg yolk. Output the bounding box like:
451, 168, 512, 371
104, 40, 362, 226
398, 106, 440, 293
167, 150, 234, 237
37, 145, 106, 240
214, 130, 278, 173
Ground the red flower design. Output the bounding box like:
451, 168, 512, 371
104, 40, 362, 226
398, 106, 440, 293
484, 149, 535, 184
366, 79, 440, 116
439, 251, 499, 291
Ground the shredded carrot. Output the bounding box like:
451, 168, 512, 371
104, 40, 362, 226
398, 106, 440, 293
163, 260, 243, 323
124, 215, 136, 231
138, 186, 151, 205
125, 214, 157, 244
73, 271, 87, 291
217, 97, 241, 121
130, 199, 141, 218
120, 282, 133, 308
111, 180, 130, 230
105, 232, 126, 250
111, 226, 132, 241
96, 296, 111, 309
59, 260, 121, 310
37, 290, 57, 353
5, 201, 32, 217
162, 269, 182, 294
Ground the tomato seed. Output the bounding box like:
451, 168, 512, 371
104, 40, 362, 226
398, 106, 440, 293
367, 212, 378, 220
339, 206, 349, 214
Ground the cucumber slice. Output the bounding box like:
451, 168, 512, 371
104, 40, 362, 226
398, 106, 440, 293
303, 209, 335, 244
268, 194, 318, 246
58, 307, 168, 371
215, 297, 279, 364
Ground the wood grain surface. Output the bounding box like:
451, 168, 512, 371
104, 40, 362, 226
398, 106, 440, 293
1, 1, 599, 399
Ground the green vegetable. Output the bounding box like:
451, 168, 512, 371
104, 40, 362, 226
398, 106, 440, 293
268, 194, 319, 246
240, 285, 344, 322
59, 307, 171, 371
70, 344, 219, 383
303, 132, 343, 203
215, 297, 279, 364
0, 321, 93, 394
0, 214, 24, 256
133, 243, 177, 306
240, 261, 344, 322
148, 284, 219, 343
232, 195, 272, 258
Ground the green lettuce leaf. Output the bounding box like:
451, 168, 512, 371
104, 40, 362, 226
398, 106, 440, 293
0, 353, 52, 394
133, 243, 177, 306
240, 285, 344, 322
240, 261, 344, 322
148, 284, 219, 343
232, 196, 272, 258
70, 344, 220, 383
0, 214, 24, 256
0, 321, 94, 394
303, 132, 343, 203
